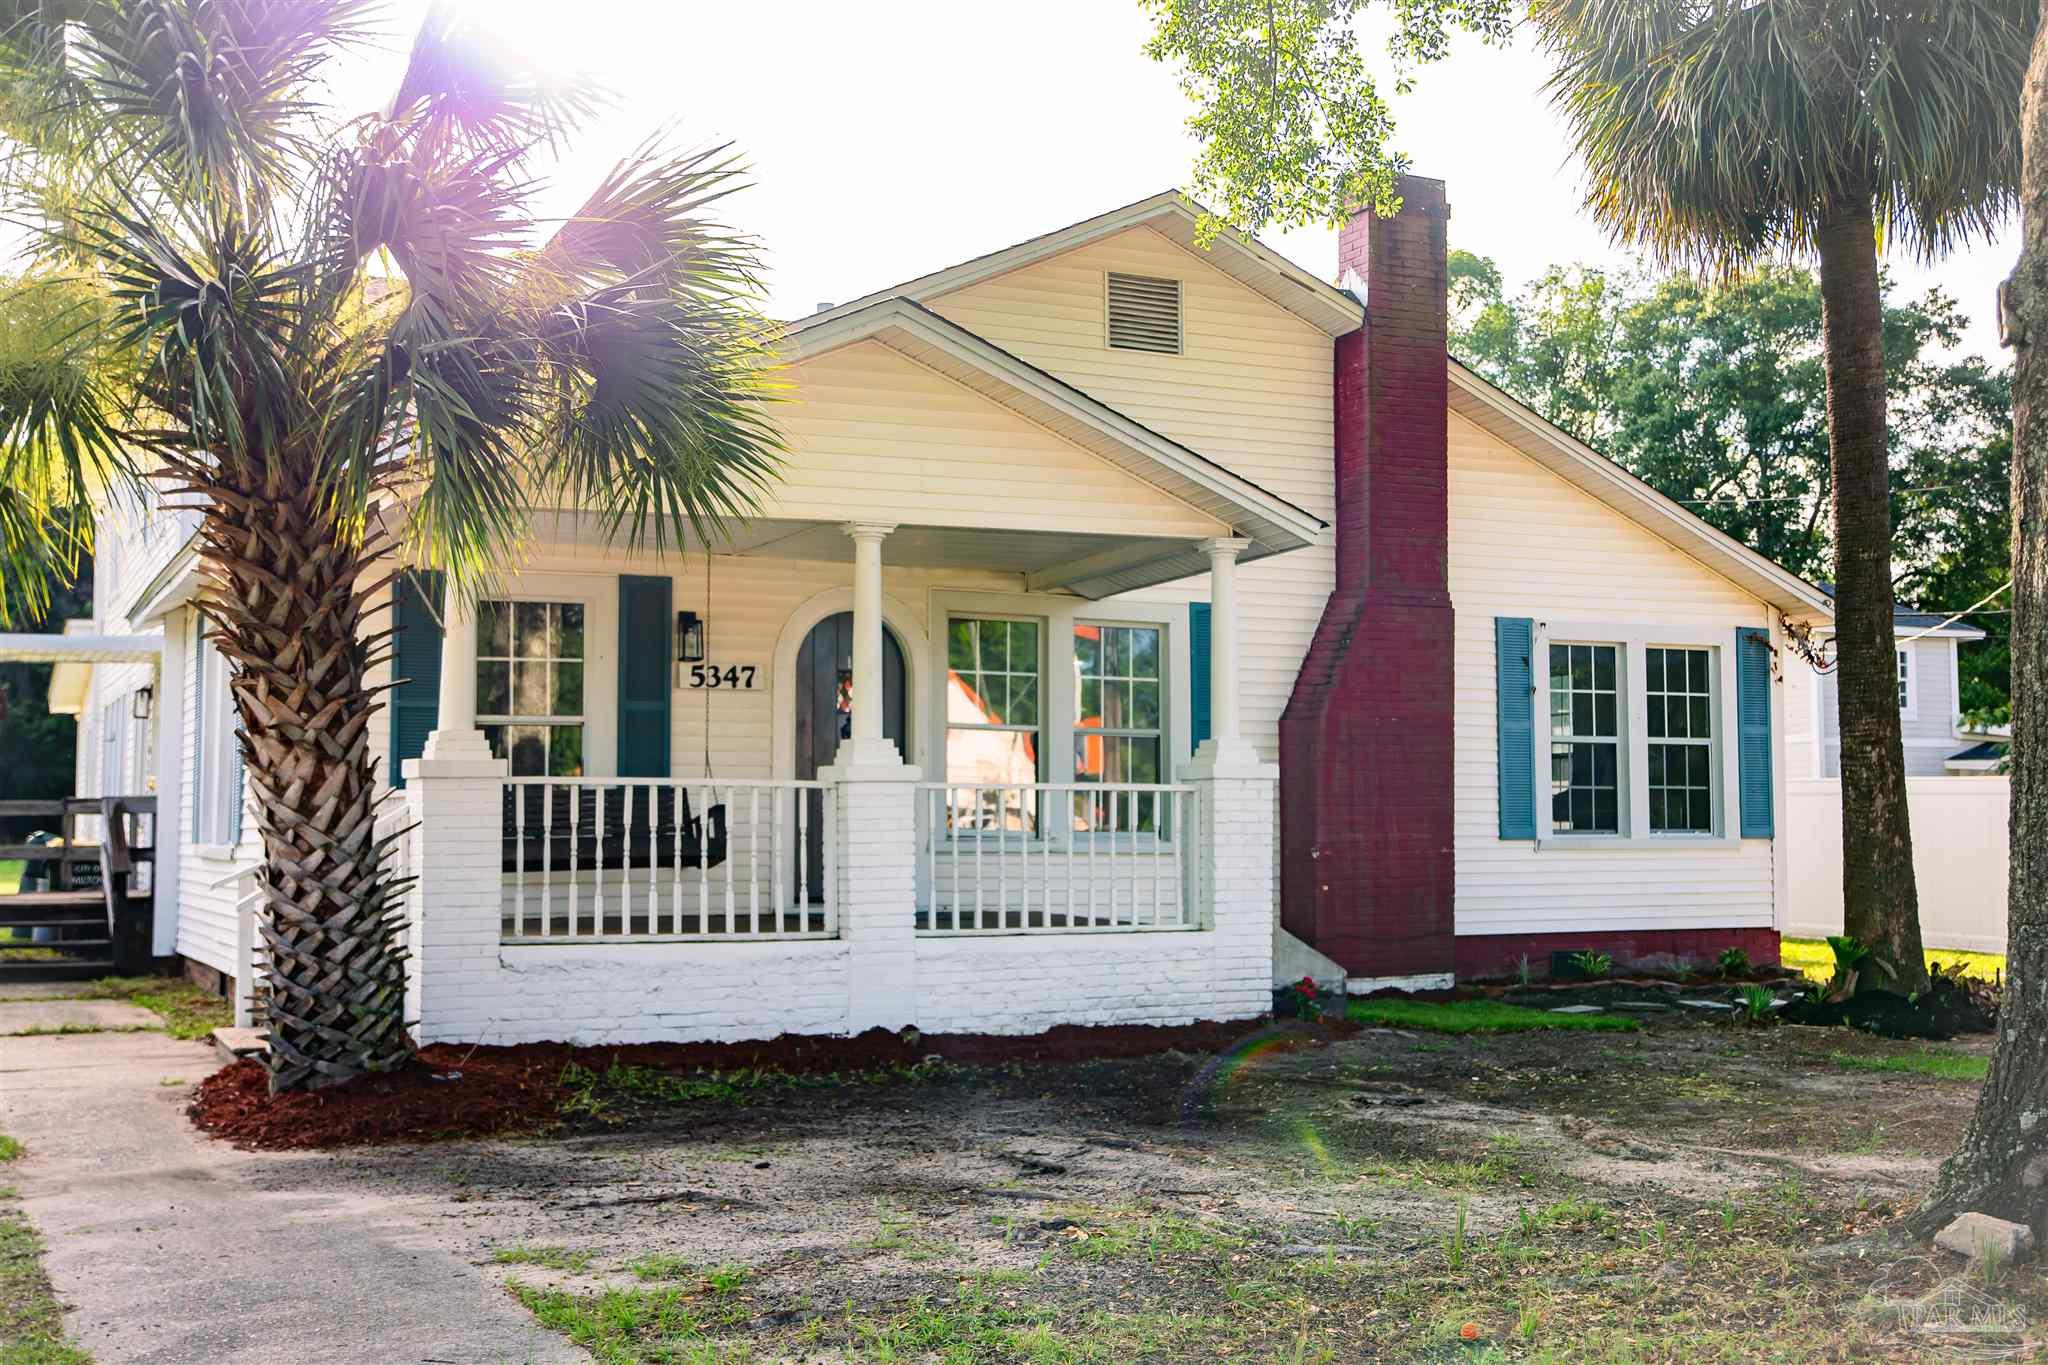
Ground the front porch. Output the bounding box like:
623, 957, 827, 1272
385, 509, 1294, 1044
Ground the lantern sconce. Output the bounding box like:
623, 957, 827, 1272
676, 611, 706, 663
131, 686, 154, 722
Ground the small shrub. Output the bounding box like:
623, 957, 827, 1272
1717, 947, 1751, 978
1736, 983, 1776, 1024
1571, 950, 1613, 979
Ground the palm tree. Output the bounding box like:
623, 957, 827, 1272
0, 0, 784, 1092
1529, 0, 2033, 995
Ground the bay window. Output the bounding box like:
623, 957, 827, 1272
478, 600, 585, 777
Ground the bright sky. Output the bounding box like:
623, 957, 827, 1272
271, 1, 2035, 362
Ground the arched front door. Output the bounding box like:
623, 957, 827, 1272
793, 611, 906, 902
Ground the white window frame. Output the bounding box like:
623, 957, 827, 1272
477, 595, 591, 778
193, 623, 238, 850
926, 589, 1191, 846
1643, 644, 1719, 835
1897, 642, 1918, 719
1529, 620, 1741, 850
1545, 639, 1625, 837
939, 612, 1048, 837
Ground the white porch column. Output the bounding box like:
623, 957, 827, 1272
1195, 536, 1257, 769
825, 521, 919, 1031
421, 589, 493, 762
838, 521, 901, 768
407, 584, 507, 1043
1186, 536, 1275, 1002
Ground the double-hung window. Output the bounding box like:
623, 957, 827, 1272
1646, 646, 1714, 834
943, 617, 1042, 833
1075, 623, 1165, 833
478, 600, 585, 777
1897, 648, 1912, 711
1549, 643, 1620, 834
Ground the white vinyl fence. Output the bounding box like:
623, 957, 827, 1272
1786, 777, 2009, 954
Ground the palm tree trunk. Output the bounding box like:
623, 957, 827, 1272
193, 467, 411, 1094
1913, 1, 2048, 1237
1817, 201, 1929, 996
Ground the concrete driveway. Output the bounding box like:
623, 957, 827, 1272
0, 1019, 582, 1364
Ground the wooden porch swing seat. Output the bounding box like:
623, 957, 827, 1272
501, 785, 728, 875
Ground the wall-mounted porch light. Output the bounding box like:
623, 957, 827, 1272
676, 611, 706, 662
131, 686, 153, 721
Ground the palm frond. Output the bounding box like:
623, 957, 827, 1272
1530, 0, 2034, 267
385, 1, 604, 161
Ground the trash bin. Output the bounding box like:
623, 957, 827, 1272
18, 831, 55, 943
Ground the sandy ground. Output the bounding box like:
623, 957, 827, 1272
0, 1001, 2030, 1361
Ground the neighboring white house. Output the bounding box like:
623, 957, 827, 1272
24, 174, 1836, 1044
1783, 605, 1994, 778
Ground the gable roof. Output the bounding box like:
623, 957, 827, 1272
785, 297, 1327, 596
1448, 363, 1834, 618
790, 191, 1363, 340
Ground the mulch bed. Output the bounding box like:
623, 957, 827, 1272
191, 1016, 1356, 1151
1779, 975, 1997, 1039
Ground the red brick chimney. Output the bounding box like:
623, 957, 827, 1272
1278, 175, 1456, 979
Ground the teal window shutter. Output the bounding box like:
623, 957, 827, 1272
389, 571, 444, 789
1495, 617, 1536, 839
1188, 601, 1212, 754
1736, 627, 1774, 837
617, 575, 672, 778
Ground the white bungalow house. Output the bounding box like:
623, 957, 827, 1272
1782, 603, 1997, 777
22, 174, 1833, 1042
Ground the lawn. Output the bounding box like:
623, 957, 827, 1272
0, 860, 20, 896
1782, 936, 2004, 984
1347, 997, 1639, 1034
0, 1146, 89, 1365
466, 1015, 2027, 1361
1832, 1049, 1990, 1081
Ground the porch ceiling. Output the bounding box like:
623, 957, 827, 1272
524, 511, 1225, 599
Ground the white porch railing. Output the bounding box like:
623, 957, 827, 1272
501, 778, 835, 942
916, 782, 1199, 933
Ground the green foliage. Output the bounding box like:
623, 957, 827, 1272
1451, 258, 2012, 658
1347, 998, 1637, 1034
1140, 0, 1514, 239
0, 1196, 89, 1364
78, 976, 232, 1041
1717, 947, 1751, 978
1831, 1049, 1990, 1081
1736, 984, 1776, 1024
491, 1244, 594, 1272
1570, 950, 1612, 979
0, 1137, 19, 1164
1529, 1, 2031, 270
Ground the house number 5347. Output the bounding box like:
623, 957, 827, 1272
685, 663, 757, 690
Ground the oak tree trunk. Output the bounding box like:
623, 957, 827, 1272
1914, 0, 2048, 1237
1818, 202, 1929, 996
191, 463, 411, 1094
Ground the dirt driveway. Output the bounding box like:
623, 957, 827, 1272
6, 1005, 2034, 1362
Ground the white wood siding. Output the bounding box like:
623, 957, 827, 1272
1448, 412, 1779, 937
771, 339, 1226, 537
927, 224, 1336, 766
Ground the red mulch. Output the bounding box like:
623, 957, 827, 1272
191, 1017, 1353, 1151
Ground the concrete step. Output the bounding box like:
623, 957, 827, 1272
210, 1026, 266, 1067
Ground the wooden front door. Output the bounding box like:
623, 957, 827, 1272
793, 611, 906, 902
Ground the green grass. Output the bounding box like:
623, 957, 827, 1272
1347, 998, 1639, 1035
0, 1193, 91, 1363
1829, 1049, 1989, 1081
0, 861, 20, 896
0, 1137, 18, 1164
74, 978, 230, 1041
1782, 937, 2004, 984
490, 1244, 594, 1272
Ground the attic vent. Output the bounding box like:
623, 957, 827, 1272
1106, 272, 1182, 354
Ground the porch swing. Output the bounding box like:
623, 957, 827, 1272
499, 553, 729, 875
